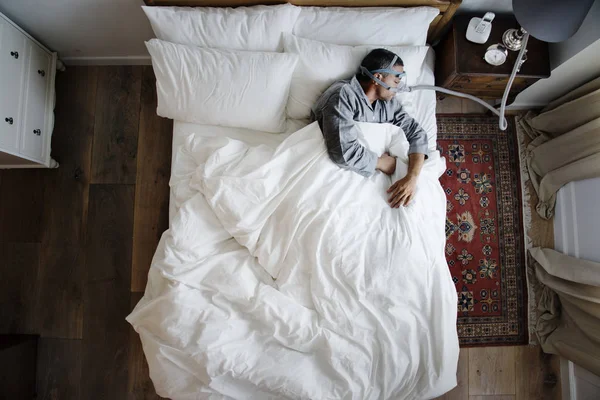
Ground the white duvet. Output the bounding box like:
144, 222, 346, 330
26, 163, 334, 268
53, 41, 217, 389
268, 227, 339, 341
127, 121, 459, 400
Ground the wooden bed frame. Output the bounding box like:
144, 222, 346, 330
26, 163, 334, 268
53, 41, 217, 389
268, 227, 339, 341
142, 0, 462, 45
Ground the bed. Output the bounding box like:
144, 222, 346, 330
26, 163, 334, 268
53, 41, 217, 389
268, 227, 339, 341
128, 1, 461, 399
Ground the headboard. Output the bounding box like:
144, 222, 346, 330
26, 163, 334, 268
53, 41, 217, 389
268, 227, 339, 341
142, 0, 462, 45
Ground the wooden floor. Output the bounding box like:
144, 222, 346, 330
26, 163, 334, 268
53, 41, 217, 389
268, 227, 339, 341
0, 66, 170, 400
0, 67, 560, 399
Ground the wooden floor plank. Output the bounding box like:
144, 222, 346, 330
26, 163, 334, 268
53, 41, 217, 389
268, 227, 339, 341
82, 281, 131, 400
0, 335, 38, 399
81, 184, 134, 400
41, 66, 97, 246
84, 184, 134, 284
131, 66, 173, 292
0, 243, 39, 334
36, 338, 81, 400
0, 169, 46, 242
470, 396, 515, 400
91, 66, 142, 185
29, 67, 98, 340
437, 348, 469, 400
128, 292, 165, 399
515, 346, 561, 400
33, 245, 85, 338
469, 347, 516, 396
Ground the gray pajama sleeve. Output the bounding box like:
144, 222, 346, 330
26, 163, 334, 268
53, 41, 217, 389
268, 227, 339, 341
389, 99, 429, 158
314, 91, 378, 177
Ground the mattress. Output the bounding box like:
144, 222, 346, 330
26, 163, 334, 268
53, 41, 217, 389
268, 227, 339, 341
170, 47, 438, 222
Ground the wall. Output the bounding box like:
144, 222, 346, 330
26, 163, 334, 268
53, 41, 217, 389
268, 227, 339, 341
455, 0, 511, 15
0, 0, 513, 65
0, 0, 154, 64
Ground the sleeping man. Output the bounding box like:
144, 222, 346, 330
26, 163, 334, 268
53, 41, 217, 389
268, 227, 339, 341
311, 48, 428, 208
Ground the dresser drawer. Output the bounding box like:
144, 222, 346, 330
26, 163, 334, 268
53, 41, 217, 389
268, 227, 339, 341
0, 18, 27, 153
20, 42, 51, 161
457, 76, 508, 85
449, 76, 533, 92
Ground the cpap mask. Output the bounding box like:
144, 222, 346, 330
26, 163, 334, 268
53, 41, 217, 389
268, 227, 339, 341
359, 55, 409, 93
359, 47, 528, 131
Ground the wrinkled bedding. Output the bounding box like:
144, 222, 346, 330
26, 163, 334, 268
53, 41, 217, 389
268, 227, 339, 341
127, 121, 459, 400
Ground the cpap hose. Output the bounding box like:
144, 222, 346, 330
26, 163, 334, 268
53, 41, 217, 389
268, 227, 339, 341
498, 32, 530, 130
410, 84, 510, 128
408, 32, 530, 131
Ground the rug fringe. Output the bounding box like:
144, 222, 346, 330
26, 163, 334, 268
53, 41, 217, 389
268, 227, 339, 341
515, 116, 538, 345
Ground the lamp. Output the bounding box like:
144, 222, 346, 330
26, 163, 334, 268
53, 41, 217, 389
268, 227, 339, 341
512, 0, 595, 43
503, 0, 595, 51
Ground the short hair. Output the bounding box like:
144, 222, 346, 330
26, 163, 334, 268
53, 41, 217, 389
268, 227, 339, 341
357, 48, 404, 82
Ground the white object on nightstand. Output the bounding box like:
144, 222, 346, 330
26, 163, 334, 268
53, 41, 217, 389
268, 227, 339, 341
466, 12, 495, 44
0, 11, 60, 169
484, 43, 508, 66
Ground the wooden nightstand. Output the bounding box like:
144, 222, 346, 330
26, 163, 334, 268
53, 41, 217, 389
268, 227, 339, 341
435, 15, 550, 99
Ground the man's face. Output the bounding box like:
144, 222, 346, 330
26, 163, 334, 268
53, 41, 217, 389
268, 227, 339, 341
374, 65, 405, 102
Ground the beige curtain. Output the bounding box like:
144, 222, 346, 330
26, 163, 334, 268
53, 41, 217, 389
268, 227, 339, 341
517, 76, 600, 219
530, 247, 600, 376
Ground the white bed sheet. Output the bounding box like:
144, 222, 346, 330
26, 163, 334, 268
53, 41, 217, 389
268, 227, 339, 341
170, 47, 438, 222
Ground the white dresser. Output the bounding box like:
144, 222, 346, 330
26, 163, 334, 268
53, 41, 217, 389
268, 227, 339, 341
0, 11, 60, 169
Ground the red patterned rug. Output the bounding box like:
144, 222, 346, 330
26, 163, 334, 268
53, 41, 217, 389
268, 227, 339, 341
437, 115, 528, 346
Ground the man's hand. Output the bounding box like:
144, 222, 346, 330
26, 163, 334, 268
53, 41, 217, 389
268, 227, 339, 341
376, 153, 396, 175
387, 174, 417, 208
386, 152, 425, 208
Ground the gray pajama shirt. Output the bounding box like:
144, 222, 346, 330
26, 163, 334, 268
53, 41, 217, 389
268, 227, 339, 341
310, 76, 428, 177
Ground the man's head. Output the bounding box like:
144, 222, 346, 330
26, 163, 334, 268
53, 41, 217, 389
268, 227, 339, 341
358, 49, 405, 102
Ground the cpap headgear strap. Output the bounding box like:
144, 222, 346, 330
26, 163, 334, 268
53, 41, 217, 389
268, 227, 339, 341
359, 55, 409, 93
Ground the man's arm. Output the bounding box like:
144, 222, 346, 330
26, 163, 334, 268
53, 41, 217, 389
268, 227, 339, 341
389, 99, 429, 160
315, 91, 380, 177
387, 100, 428, 207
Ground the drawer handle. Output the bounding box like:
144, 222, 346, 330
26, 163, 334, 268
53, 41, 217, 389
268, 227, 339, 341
4, 117, 13, 125
10, 51, 19, 59
38, 69, 46, 77
33, 129, 41, 136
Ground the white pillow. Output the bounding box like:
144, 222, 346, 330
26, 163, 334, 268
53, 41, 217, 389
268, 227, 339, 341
142, 4, 301, 52
283, 34, 429, 120
146, 39, 298, 133
292, 6, 439, 47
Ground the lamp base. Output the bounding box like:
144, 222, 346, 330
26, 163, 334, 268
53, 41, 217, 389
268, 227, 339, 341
503, 27, 527, 51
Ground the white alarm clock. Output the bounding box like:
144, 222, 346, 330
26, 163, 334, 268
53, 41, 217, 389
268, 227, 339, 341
484, 44, 508, 66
